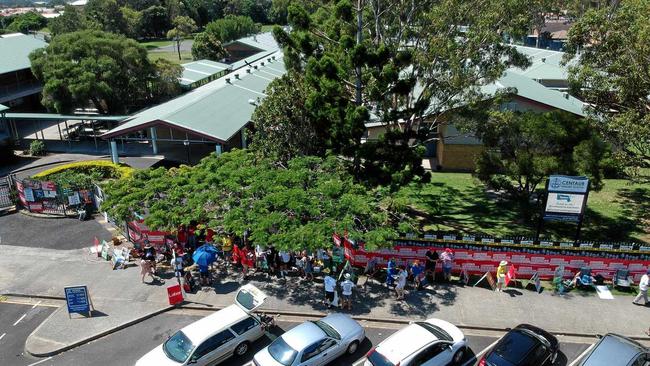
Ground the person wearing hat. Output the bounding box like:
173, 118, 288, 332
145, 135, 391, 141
340, 273, 355, 311
496, 260, 508, 292
633, 268, 650, 306
440, 248, 455, 282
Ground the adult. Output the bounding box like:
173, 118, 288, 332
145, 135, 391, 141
340, 273, 354, 311
205, 228, 215, 244
440, 248, 455, 281
303, 252, 314, 281
386, 258, 398, 287
199, 263, 210, 286
279, 250, 291, 279
221, 235, 233, 268
496, 261, 508, 292
267, 245, 279, 277
143, 240, 157, 274
140, 258, 155, 283
240, 245, 255, 279
323, 274, 337, 308
425, 249, 439, 283
171, 252, 184, 279
410, 260, 425, 290
395, 266, 408, 300
255, 244, 267, 272
177, 224, 187, 247
187, 222, 197, 251
633, 269, 649, 306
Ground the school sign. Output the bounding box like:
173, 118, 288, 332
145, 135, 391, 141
544, 175, 589, 222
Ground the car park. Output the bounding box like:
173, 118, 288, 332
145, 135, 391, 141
252, 313, 365, 366
574, 333, 649, 366
136, 284, 268, 366
478, 324, 559, 366
361, 318, 467, 366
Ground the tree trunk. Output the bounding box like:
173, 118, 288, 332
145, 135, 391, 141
176, 38, 181, 60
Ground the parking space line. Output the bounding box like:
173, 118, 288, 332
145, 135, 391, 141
461, 338, 501, 366
0, 333, 5, 341
32, 301, 42, 309
27, 356, 52, 366
13, 313, 27, 326
568, 343, 595, 366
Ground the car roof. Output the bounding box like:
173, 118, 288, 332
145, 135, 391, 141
281, 322, 327, 351
181, 304, 250, 344
487, 329, 539, 366
580, 334, 647, 366
375, 323, 439, 363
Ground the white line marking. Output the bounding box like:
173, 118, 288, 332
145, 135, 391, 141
230, 83, 268, 97
27, 356, 52, 366
462, 338, 501, 366
568, 343, 596, 366
0, 333, 5, 341
32, 301, 42, 309
13, 313, 27, 326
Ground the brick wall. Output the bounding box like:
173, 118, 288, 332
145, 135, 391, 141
438, 143, 484, 171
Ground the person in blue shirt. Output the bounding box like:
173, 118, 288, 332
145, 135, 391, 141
386, 258, 397, 287
410, 260, 425, 290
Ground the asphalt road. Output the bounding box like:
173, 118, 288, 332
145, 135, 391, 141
1, 304, 593, 366
0, 302, 56, 366
0, 213, 112, 250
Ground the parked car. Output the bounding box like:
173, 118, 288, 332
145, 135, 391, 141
361, 318, 467, 366
479, 324, 559, 366
252, 313, 365, 366
574, 333, 649, 366
136, 284, 268, 366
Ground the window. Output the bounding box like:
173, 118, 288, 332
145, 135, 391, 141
318, 339, 337, 353
192, 330, 236, 360
412, 343, 448, 366
301, 339, 327, 362
231, 316, 259, 335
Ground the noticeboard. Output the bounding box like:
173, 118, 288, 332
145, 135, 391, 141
64, 285, 92, 315
544, 175, 589, 222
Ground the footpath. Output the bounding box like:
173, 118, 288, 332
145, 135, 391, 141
1, 236, 648, 357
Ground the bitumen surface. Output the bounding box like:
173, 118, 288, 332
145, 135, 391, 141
0, 212, 113, 250
0, 302, 55, 366
0, 305, 594, 366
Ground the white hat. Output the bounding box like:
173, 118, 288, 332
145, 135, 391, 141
499, 260, 508, 266
344, 273, 351, 279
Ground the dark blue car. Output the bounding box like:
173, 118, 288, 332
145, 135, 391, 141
479, 324, 559, 366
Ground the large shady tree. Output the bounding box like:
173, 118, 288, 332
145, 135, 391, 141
101, 150, 415, 250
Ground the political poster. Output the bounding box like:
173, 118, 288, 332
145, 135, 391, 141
23, 187, 35, 202
68, 192, 81, 206
167, 285, 184, 305
64, 285, 93, 317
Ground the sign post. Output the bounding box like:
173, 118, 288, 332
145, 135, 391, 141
64, 285, 94, 318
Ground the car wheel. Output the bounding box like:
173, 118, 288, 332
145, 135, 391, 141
452, 347, 465, 365
347, 341, 359, 355
235, 341, 250, 356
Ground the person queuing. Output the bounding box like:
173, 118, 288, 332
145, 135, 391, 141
496, 260, 508, 292
440, 248, 455, 282
395, 266, 408, 300
240, 244, 255, 280
386, 258, 398, 287
323, 274, 337, 309
410, 260, 425, 290
633, 268, 650, 306
340, 273, 354, 311
425, 249, 439, 283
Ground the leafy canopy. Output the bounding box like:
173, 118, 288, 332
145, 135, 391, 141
101, 150, 415, 250
564, 0, 650, 172
29, 30, 180, 114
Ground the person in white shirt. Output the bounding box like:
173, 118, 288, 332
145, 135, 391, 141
279, 250, 291, 278
633, 269, 650, 306
323, 274, 337, 308
340, 273, 354, 310
395, 266, 408, 300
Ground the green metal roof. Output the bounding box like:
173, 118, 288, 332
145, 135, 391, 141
180, 60, 231, 86
103, 52, 286, 142
0, 33, 48, 75
508, 45, 575, 81
4, 113, 128, 121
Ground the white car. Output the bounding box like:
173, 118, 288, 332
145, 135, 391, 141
252, 313, 366, 366
136, 284, 268, 366
362, 318, 467, 366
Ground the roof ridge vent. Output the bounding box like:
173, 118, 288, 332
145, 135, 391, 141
225, 77, 231, 83
235, 73, 240, 79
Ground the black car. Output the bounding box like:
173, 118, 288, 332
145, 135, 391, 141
479, 324, 559, 366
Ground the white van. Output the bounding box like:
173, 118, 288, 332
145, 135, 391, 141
136, 284, 268, 366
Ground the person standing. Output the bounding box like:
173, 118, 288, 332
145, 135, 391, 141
303, 251, 314, 281
221, 235, 233, 269
633, 269, 650, 306
395, 266, 408, 300
386, 258, 398, 287
140, 258, 155, 283
410, 260, 425, 290
496, 261, 508, 292
440, 248, 455, 282
340, 273, 354, 311
267, 246, 279, 277
279, 250, 291, 279
425, 249, 439, 283
323, 274, 337, 308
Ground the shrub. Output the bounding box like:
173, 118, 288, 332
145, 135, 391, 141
29, 140, 46, 156
32, 160, 135, 190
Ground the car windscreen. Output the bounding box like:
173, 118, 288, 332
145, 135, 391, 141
490, 330, 537, 365
415, 322, 453, 342
268, 337, 298, 366
163, 331, 195, 363
367, 349, 395, 366
313, 320, 341, 340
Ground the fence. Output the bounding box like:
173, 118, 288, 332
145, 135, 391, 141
0, 174, 16, 210
15, 177, 94, 216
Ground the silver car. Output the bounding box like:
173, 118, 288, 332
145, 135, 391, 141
575, 333, 649, 366
252, 313, 366, 366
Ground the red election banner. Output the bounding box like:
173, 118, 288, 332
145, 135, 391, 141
332, 234, 342, 247
342, 238, 650, 282
167, 285, 184, 305
28, 202, 44, 212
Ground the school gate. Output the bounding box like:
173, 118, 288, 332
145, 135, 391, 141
0, 175, 16, 210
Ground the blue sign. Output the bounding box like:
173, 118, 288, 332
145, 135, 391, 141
548, 175, 589, 193
65, 286, 91, 314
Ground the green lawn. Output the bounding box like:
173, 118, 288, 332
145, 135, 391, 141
140, 40, 173, 50
399, 172, 650, 243
148, 50, 193, 65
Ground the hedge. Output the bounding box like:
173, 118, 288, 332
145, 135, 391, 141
33, 160, 135, 180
